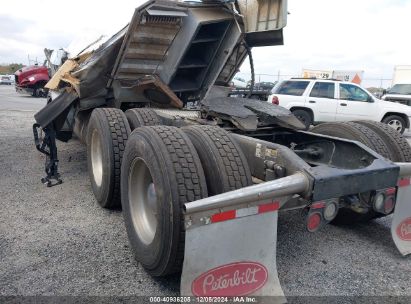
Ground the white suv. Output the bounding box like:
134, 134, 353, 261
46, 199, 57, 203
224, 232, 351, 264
0, 75, 13, 85
268, 78, 411, 133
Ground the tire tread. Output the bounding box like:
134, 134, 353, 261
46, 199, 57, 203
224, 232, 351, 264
356, 120, 411, 162
311, 122, 391, 159
125, 108, 160, 130
99, 108, 129, 208
147, 126, 206, 274
183, 125, 252, 194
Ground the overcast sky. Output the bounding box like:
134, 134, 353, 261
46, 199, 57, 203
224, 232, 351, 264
1, 0, 410, 87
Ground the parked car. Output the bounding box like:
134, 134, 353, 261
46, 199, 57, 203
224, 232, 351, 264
0, 75, 13, 85
268, 78, 411, 133
229, 81, 278, 101
381, 65, 411, 105
249, 81, 277, 91
229, 76, 248, 88
382, 84, 411, 106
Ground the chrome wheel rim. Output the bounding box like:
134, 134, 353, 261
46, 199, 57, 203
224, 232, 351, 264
387, 119, 403, 132
128, 158, 158, 245
90, 129, 103, 187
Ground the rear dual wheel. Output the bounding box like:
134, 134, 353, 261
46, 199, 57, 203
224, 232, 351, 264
86, 109, 253, 274
183, 125, 252, 196
311, 121, 391, 159
87, 108, 131, 209
121, 126, 207, 276
125, 108, 161, 131
292, 109, 312, 130
121, 125, 252, 276
355, 120, 411, 162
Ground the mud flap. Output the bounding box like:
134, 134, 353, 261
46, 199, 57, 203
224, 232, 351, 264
181, 173, 309, 302
392, 177, 411, 256
181, 202, 286, 303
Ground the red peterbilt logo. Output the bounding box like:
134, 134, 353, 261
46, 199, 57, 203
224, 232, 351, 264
191, 261, 268, 296
397, 218, 411, 241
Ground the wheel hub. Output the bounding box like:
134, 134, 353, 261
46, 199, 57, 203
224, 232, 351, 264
128, 158, 158, 245
90, 129, 103, 187
387, 119, 402, 132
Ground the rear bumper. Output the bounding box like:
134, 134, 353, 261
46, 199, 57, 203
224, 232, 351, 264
309, 159, 399, 201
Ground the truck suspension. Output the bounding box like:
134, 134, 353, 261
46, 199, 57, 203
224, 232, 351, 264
33, 123, 62, 187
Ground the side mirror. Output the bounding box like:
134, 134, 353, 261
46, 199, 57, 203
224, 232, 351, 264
368, 95, 374, 103
382, 89, 387, 95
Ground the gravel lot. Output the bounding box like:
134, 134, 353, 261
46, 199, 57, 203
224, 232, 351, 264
0, 85, 410, 300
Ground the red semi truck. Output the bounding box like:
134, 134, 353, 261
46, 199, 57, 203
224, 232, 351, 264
14, 65, 49, 97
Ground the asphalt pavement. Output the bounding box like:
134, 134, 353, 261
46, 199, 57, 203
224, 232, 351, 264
0, 85, 46, 111
0, 85, 410, 301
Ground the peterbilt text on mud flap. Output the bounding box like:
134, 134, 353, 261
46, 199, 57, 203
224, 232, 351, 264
32, 0, 411, 301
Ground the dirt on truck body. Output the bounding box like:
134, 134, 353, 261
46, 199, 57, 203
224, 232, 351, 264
32, 0, 411, 300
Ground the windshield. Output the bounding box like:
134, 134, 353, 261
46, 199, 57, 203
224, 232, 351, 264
388, 84, 411, 95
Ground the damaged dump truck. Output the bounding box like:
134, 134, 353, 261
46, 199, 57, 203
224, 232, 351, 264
33, 0, 411, 300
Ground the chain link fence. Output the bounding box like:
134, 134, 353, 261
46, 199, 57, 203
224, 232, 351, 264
234, 72, 393, 90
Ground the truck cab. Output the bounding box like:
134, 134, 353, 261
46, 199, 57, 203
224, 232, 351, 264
382, 65, 411, 106
14, 65, 50, 97
382, 83, 411, 106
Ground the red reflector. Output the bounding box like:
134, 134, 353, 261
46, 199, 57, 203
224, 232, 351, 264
384, 197, 395, 214
385, 187, 396, 195
311, 202, 326, 209
307, 212, 322, 232
272, 96, 279, 105
258, 201, 280, 213
211, 210, 236, 223
398, 178, 411, 188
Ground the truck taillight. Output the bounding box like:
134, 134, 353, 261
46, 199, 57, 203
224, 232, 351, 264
307, 212, 322, 232
306, 199, 339, 232
373, 188, 396, 214
271, 96, 279, 105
